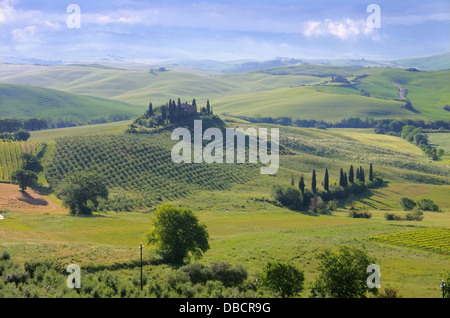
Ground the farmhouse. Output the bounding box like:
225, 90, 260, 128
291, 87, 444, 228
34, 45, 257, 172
180, 103, 197, 115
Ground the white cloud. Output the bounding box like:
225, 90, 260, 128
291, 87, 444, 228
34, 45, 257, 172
302, 18, 376, 40
44, 20, 61, 30
11, 25, 37, 42
0, 0, 18, 24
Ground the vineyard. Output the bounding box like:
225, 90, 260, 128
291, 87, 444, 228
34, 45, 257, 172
45, 134, 259, 211
370, 228, 450, 254
0, 140, 41, 182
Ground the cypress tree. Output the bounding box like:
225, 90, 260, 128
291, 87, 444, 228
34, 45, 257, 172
148, 102, 153, 116
206, 100, 211, 115
343, 172, 348, 187
311, 170, 317, 194
324, 168, 329, 191
349, 165, 354, 184
356, 167, 360, 181
369, 163, 373, 182
192, 98, 197, 107
291, 174, 295, 186
339, 168, 344, 187
360, 166, 365, 183
298, 176, 305, 194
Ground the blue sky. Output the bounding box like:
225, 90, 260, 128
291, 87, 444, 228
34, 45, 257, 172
1, 0, 449, 63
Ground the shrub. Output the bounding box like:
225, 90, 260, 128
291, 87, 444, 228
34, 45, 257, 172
309, 196, 330, 215
417, 199, 439, 211
377, 287, 402, 298
348, 210, 372, 219
272, 185, 303, 210
0, 251, 10, 261
206, 262, 248, 288
404, 210, 424, 221
4, 269, 29, 285
180, 262, 248, 288
399, 197, 416, 211
260, 262, 304, 298
385, 213, 402, 220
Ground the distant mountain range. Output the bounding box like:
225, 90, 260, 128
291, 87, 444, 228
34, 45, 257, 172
2, 52, 449, 74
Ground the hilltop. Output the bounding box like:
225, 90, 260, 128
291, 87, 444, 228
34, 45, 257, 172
0, 83, 143, 126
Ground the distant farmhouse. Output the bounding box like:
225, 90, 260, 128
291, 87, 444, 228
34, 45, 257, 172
180, 103, 197, 115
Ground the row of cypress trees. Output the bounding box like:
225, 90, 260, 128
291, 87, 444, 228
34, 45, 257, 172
296, 163, 374, 195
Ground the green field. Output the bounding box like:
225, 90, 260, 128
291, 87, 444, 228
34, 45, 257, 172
0, 83, 143, 122
1, 61, 450, 298
1, 120, 450, 298
2, 63, 449, 122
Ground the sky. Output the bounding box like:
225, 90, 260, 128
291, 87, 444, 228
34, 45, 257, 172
0, 0, 449, 64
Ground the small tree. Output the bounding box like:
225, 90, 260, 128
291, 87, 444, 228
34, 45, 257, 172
11, 168, 38, 191
369, 163, 374, 182
298, 176, 305, 195
417, 199, 439, 211
260, 262, 304, 298
272, 185, 303, 210
55, 171, 108, 215
13, 129, 30, 141
311, 245, 378, 298
146, 204, 209, 264
399, 197, 416, 211
21, 153, 43, 174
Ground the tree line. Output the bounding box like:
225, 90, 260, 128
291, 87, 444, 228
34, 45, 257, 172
0, 114, 132, 134
273, 163, 383, 214
231, 115, 450, 131
133, 98, 213, 129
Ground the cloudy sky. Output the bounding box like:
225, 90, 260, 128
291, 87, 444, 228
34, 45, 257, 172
1, 0, 449, 63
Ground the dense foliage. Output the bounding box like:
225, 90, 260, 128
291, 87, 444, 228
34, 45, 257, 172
260, 262, 304, 298
55, 171, 109, 215
146, 204, 210, 264
311, 245, 378, 298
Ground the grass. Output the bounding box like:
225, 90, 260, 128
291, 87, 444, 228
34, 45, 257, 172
30, 120, 133, 143
0, 83, 143, 122
2, 63, 449, 122
0, 62, 450, 297
213, 86, 413, 122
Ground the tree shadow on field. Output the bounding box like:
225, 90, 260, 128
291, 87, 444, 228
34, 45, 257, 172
32, 184, 53, 196
353, 189, 391, 210
17, 191, 48, 206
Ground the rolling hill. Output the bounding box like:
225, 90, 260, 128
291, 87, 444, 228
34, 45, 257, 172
1, 63, 449, 123
0, 83, 143, 123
